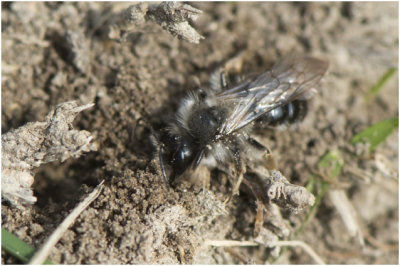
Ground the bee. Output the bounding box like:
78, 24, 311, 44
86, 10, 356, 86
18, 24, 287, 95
155, 56, 329, 190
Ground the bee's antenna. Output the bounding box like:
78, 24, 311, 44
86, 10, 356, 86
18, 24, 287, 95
159, 144, 170, 191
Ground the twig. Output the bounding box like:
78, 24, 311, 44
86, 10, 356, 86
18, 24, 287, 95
5, 33, 50, 47
253, 198, 264, 237
321, 249, 364, 260
28, 180, 105, 265
204, 239, 259, 247
363, 230, 399, 252
204, 239, 326, 264
244, 170, 316, 213
225, 247, 251, 264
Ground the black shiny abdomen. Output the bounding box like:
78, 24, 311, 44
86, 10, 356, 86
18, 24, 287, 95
257, 100, 308, 127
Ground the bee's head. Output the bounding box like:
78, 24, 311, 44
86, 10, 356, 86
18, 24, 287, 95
159, 134, 198, 188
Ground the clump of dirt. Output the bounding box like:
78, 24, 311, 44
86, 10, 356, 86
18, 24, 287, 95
2, 2, 398, 264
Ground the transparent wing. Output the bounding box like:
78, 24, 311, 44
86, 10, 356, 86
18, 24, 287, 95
215, 56, 329, 136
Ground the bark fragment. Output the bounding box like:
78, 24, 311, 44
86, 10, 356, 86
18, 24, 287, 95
108, 2, 204, 44
2, 101, 97, 207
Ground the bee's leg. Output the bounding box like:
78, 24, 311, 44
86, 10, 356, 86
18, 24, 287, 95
199, 164, 211, 192
211, 52, 245, 92
225, 147, 245, 204
244, 138, 275, 237
232, 151, 245, 196
194, 86, 208, 101
210, 68, 229, 92
220, 70, 229, 89
159, 144, 171, 191
192, 149, 204, 169
132, 117, 144, 144
133, 117, 157, 152
190, 149, 212, 192
254, 198, 264, 237
150, 126, 171, 191
247, 136, 277, 170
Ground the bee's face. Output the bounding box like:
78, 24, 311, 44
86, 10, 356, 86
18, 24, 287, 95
162, 105, 226, 183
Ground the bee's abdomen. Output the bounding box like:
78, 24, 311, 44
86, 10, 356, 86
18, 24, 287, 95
258, 100, 308, 126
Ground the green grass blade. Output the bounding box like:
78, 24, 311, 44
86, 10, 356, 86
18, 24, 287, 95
350, 117, 399, 153
366, 68, 397, 101
297, 150, 344, 235
1, 228, 54, 264
318, 149, 344, 179
305, 174, 316, 194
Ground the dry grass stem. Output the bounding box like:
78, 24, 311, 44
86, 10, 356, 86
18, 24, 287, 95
328, 189, 365, 246
204, 239, 259, 247
28, 180, 105, 265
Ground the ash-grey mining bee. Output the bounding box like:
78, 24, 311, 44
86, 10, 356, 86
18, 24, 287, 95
155, 56, 328, 189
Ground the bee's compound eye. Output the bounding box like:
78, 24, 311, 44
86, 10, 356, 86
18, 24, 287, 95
171, 138, 195, 177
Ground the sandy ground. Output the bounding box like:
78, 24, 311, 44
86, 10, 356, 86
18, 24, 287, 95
2, 2, 398, 264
